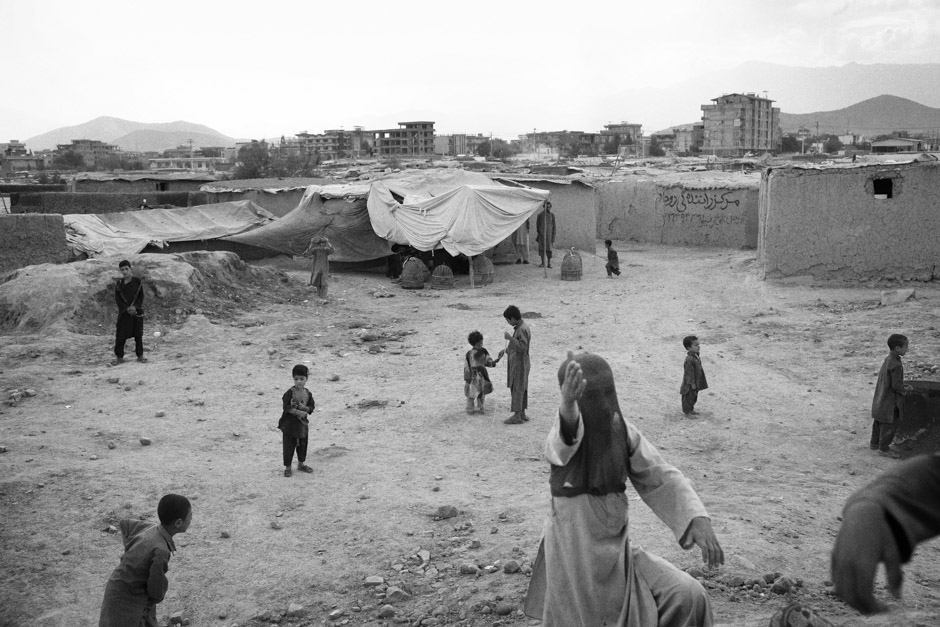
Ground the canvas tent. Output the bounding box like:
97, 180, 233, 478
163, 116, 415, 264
228, 169, 550, 261
366, 170, 549, 257
64, 200, 275, 258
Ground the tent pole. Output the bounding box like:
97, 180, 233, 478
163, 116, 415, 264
470, 255, 475, 289
542, 202, 548, 279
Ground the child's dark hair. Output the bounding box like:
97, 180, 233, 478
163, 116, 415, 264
605, 239, 612, 247
158, 494, 191, 525
292, 364, 309, 378
887, 334, 908, 350
118, 259, 131, 269
468, 330, 483, 346
683, 335, 698, 349
503, 305, 522, 321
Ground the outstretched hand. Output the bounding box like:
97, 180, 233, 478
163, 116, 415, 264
831, 501, 903, 614
681, 517, 724, 568
559, 351, 587, 426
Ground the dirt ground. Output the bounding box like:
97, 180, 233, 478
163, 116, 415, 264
2, 243, 939, 627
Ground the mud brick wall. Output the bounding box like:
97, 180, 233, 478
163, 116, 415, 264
204, 189, 306, 218
758, 163, 940, 280
597, 177, 759, 248
74, 179, 207, 193
0, 214, 69, 274
506, 181, 597, 252
11, 192, 208, 215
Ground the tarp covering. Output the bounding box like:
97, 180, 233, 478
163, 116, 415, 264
366, 170, 550, 257
64, 200, 275, 258
224, 183, 393, 262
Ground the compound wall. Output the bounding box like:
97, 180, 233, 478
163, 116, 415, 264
12, 192, 208, 214
0, 213, 69, 274
758, 162, 940, 280
597, 175, 759, 248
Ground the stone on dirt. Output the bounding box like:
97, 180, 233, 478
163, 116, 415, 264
377, 604, 395, 618
436, 505, 458, 519
494, 603, 513, 616
107, 377, 120, 384
881, 288, 915, 306
771, 576, 796, 594
329, 373, 340, 381
459, 564, 479, 575
385, 587, 411, 603
170, 611, 184, 624
107, 440, 116, 449
503, 559, 520, 573
155, 410, 166, 417
139, 438, 152, 446
285, 603, 304, 617
364, 575, 384, 587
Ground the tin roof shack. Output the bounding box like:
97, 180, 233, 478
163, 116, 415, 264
597, 171, 759, 248
201, 177, 332, 218
489, 174, 596, 253
72, 172, 222, 193
758, 159, 940, 280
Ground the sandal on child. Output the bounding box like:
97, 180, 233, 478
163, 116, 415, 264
298, 464, 313, 473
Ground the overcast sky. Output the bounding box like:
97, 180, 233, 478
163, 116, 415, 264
2, 0, 939, 143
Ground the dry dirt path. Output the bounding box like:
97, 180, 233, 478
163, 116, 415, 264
1, 243, 939, 627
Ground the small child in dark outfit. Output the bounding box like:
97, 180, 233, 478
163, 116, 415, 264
604, 239, 621, 277
464, 330, 503, 414
680, 335, 708, 416
870, 333, 913, 458
99, 494, 192, 627
278, 364, 316, 476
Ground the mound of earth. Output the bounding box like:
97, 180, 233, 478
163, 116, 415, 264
0, 251, 300, 334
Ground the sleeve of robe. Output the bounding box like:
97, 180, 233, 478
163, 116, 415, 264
507, 325, 530, 355
544, 411, 710, 544
841, 453, 940, 562
680, 356, 696, 394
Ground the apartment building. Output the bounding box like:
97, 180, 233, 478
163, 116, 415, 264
55, 139, 119, 168
372, 121, 435, 157
701, 93, 780, 157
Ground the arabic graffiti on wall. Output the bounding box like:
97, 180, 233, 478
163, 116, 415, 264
657, 188, 741, 213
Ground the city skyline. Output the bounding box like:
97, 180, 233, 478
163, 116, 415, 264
3, 0, 939, 143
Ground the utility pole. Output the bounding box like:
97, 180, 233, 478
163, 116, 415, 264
188, 138, 194, 172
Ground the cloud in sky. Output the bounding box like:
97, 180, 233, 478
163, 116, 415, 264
2, 0, 938, 142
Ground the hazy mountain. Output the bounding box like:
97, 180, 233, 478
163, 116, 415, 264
778, 95, 940, 136
26, 116, 237, 152
592, 62, 940, 134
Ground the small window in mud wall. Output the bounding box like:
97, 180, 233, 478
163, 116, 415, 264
872, 178, 893, 199
156, 182, 168, 191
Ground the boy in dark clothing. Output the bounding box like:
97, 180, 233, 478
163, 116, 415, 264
113, 259, 146, 365
870, 333, 912, 458
278, 364, 315, 476
604, 239, 621, 277
99, 494, 192, 627
680, 335, 708, 416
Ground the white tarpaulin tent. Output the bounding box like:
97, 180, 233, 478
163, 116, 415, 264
64, 201, 275, 258
366, 170, 550, 257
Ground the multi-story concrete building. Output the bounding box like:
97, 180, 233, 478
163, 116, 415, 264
701, 93, 780, 157
148, 156, 230, 171
296, 129, 350, 160
55, 139, 119, 168
372, 121, 435, 157
432, 133, 486, 156
599, 122, 642, 155
674, 123, 705, 154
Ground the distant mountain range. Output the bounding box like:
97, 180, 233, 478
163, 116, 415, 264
25, 117, 238, 152
778, 95, 940, 136
599, 61, 940, 136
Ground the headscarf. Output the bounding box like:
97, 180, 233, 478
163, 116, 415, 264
549, 352, 631, 497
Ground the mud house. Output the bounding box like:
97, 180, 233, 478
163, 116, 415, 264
596, 171, 760, 248
201, 177, 332, 218
758, 157, 940, 280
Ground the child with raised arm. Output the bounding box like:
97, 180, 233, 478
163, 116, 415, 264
278, 364, 315, 476
99, 494, 192, 627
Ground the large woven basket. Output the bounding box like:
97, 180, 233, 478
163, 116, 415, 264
429, 264, 454, 290
400, 257, 426, 289
471, 255, 494, 285
561, 249, 582, 281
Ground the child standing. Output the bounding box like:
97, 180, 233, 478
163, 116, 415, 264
278, 364, 315, 476
99, 494, 192, 627
680, 335, 708, 416
464, 330, 503, 414
870, 334, 913, 458
604, 239, 621, 277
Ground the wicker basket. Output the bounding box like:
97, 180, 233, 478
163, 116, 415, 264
561, 248, 582, 281
400, 257, 426, 289
471, 255, 495, 285
429, 264, 454, 290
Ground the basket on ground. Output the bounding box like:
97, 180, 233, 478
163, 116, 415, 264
400, 257, 426, 289
561, 248, 582, 281
471, 255, 494, 285
429, 264, 454, 290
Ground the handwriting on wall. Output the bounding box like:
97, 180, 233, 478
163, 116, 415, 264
658, 189, 741, 213
661, 213, 745, 228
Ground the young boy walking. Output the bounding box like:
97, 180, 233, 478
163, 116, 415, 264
112, 259, 146, 365
99, 494, 192, 627
604, 239, 621, 277
680, 335, 708, 416
870, 333, 912, 458
503, 305, 531, 424
278, 364, 316, 476
464, 330, 503, 414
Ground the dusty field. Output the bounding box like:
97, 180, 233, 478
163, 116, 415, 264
2, 244, 940, 627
